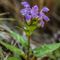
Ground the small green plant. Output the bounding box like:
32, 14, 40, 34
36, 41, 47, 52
0, 1, 60, 60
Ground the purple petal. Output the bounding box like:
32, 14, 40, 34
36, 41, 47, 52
31, 10, 38, 18
43, 15, 49, 21
31, 5, 39, 18
40, 20, 44, 27
42, 7, 49, 12
21, 1, 30, 8
25, 14, 31, 20
32, 5, 39, 11
39, 12, 44, 19
20, 8, 31, 15
20, 9, 26, 15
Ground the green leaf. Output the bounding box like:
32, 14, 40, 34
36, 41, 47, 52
0, 40, 25, 57
33, 43, 60, 58
8, 57, 20, 60
9, 30, 28, 47
53, 48, 60, 58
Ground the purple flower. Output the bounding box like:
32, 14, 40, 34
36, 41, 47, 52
25, 14, 31, 20
20, 9, 27, 15
43, 15, 49, 21
39, 12, 44, 19
20, 1, 50, 27
32, 5, 39, 11
41, 7, 49, 12
20, 3, 39, 20
21, 1, 30, 8
40, 20, 44, 27
39, 12, 49, 21
20, 8, 31, 16
31, 5, 39, 18
39, 11, 49, 27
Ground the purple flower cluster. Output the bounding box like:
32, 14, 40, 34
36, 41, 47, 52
20, 1, 49, 27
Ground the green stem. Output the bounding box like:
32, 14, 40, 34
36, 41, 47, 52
27, 36, 30, 60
